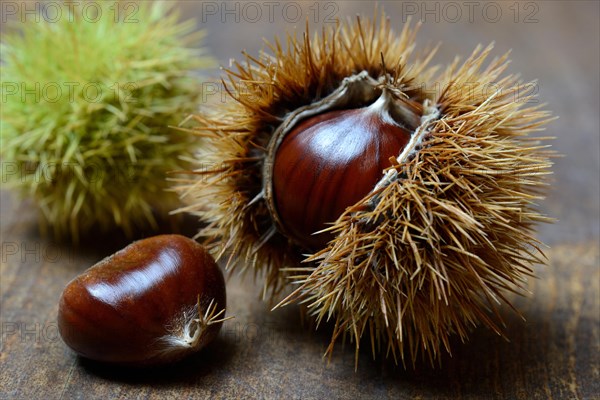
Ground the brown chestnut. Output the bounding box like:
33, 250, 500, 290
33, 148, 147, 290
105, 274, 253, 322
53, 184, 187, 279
270, 90, 413, 249
58, 234, 227, 366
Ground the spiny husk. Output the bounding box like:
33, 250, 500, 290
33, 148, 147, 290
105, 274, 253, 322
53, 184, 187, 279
1, 1, 213, 240
177, 14, 437, 294
280, 47, 554, 367
177, 13, 554, 365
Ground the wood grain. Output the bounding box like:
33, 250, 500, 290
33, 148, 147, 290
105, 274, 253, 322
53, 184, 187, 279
1, 1, 598, 399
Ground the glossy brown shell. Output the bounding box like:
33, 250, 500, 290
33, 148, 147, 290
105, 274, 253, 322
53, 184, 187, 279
58, 235, 226, 366
273, 107, 411, 249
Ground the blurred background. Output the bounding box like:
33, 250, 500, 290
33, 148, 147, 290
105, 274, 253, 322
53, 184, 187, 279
1, 1, 599, 399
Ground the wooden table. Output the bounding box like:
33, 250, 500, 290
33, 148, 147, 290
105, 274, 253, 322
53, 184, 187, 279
1, 1, 598, 399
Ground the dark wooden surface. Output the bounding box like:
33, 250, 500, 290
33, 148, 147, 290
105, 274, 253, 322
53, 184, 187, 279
1, 1, 599, 399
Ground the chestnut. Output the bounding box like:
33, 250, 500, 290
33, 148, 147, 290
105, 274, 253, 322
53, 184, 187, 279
266, 86, 415, 249
58, 234, 227, 366
263, 80, 423, 250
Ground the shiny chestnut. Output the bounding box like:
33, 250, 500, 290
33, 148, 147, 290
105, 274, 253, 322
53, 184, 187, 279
58, 234, 227, 366
272, 103, 411, 249
264, 76, 419, 250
